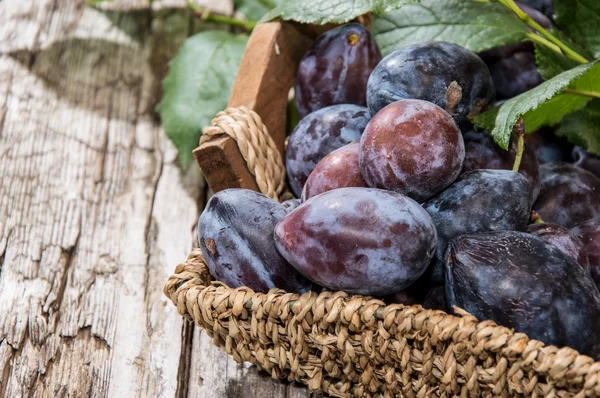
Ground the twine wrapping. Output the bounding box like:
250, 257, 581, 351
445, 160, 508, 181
201, 106, 286, 201
164, 249, 600, 397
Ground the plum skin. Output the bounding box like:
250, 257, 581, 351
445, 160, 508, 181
285, 104, 370, 197
572, 219, 600, 292
462, 130, 541, 201
274, 188, 437, 296
534, 163, 600, 227
198, 189, 314, 293
366, 41, 495, 127
359, 99, 465, 202
445, 231, 600, 360
423, 169, 533, 283
527, 223, 589, 270
302, 142, 367, 200
295, 23, 381, 118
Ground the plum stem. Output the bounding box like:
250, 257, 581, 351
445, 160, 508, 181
512, 117, 525, 172
531, 210, 545, 224
498, 0, 589, 64
186, 0, 257, 31
526, 33, 562, 56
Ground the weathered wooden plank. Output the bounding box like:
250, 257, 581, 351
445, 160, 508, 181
0, 0, 322, 396
0, 1, 205, 396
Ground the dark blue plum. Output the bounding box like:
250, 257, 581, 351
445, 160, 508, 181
534, 163, 600, 227
519, 0, 553, 19
295, 23, 381, 118
366, 41, 494, 127
462, 130, 540, 201
478, 2, 552, 99
572, 147, 600, 179
423, 169, 532, 283
274, 188, 437, 296
525, 128, 573, 164
282, 198, 301, 213
285, 104, 370, 197
445, 231, 600, 360
198, 189, 314, 293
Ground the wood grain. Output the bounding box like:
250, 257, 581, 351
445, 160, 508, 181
0, 0, 318, 396
194, 21, 313, 196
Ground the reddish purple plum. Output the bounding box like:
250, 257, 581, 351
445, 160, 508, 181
534, 163, 600, 227
198, 189, 314, 293
527, 223, 589, 270
302, 142, 367, 200
295, 23, 381, 118
572, 219, 600, 291
286, 104, 370, 197
274, 188, 437, 296
359, 99, 464, 202
462, 130, 540, 201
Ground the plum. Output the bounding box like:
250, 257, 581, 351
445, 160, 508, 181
478, 2, 552, 99
445, 231, 600, 359
527, 223, 589, 270
422, 169, 532, 283
302, 142, 368, 200
285, 104, 370, 197
572, 219, 600, 291
359, 99, 464, 202
525, 128, 573, 164
366, 41, 494, 126
295, 23, 381, 118
534, 163, 600, 227
462, 130, 541, 201
282, 198, 301, 213
572, 147, 600, 179
274, 188, 437, 296
198, 189, 314, 293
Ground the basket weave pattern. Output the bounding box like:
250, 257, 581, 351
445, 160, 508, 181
164, 249, 600, 397
165, 107, 600, 397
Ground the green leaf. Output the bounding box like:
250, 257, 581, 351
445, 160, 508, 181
261, 0, 419, 25
555, 99, 600, 155
371, 0, 529, 56
472, 61, 600, 149
156, 31, 248, 167
555, 0, 600, 59
534, 43, 579, 80
534, 29, 584, 80
235, 0, 278, 21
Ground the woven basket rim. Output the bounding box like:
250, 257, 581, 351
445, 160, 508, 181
164, 248, 600, 397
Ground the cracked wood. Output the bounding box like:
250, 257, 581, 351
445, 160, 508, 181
0, 0, 321, 397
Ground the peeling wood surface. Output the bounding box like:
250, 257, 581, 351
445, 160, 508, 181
0, 0, 317, 396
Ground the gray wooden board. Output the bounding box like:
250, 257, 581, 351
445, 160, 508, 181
0, 0, 320, 396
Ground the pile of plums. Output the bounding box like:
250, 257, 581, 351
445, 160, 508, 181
198, 6, 600, 360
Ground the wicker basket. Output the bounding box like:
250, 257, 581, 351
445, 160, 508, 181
163, 19, 600, 397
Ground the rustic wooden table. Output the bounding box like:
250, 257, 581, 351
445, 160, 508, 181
0, 1, 320, 396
